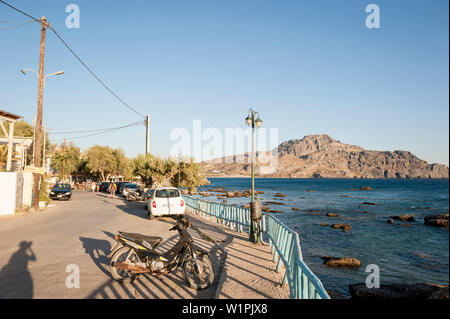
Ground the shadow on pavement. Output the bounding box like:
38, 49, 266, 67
79, 236, 112, 277
84, 234, 217, 299
0, 241, 36, 298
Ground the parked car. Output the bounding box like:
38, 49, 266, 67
49, 183, 72, 200
121, 183, 138, 197
99, 182, 110, 192
146, 187, 185, 219
117, 182, 129, 195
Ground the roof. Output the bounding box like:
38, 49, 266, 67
0, 109, 22, 121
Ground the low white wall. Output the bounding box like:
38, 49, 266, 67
0, 172, 17, 215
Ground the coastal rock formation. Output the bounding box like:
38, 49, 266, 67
349, 283, 449, 299
390, 214, 415, 222
322, 256, 361, 268
424, 214, 449, 228
201, 135, 449, 178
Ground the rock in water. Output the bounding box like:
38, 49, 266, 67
424, 214, 449, 228
326, 212, 340, 217
360, 187, 372, 191
322, 256, 361, 268
386, 219, 394, 224
331, 223, 352, 232
390, 214, 415, 222
349, 283, 449, 299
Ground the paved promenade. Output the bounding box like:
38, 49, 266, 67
0, 190, 289, 299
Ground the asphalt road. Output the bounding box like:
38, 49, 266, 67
0, 190, 219, 299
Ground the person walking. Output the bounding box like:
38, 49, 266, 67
91, 182, 96, 192
110, 182, 117, 199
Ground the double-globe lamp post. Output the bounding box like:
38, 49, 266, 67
245, 108, 263, 245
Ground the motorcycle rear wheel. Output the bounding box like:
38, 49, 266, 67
110, 247, 141, 283
183, 254, 215, 290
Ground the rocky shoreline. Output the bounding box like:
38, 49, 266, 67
189, 184, 449, 299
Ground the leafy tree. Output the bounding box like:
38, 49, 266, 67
133, 154, 207, 192
50, 142, 81, 179
171, 157, 207, 193
85, 145, 115, 181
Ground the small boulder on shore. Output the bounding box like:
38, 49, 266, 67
322, 256, 361, 268
424, 214, 449, 228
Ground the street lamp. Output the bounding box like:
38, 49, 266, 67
21, 68, 64, 87
245, 108, 263, 245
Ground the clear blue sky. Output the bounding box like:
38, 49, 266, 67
1, 0, 448, 164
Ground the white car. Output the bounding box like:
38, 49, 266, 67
144, 187, 185, 219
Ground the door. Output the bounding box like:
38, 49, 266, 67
167, 189, 183, 215
153, 189, 170, 216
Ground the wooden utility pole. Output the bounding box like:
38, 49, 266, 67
42, 124, 46, 173
62, 139, 66, 181
145, 114, 151, 155
32, 17, 47, 211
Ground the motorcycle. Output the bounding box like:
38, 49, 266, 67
126, 188, 144, 201
108, 216, 215, 290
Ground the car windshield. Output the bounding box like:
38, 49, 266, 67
53, 184, 70, 190
155, 189, 180, 198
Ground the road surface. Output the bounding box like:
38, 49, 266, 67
0, 190, 220, 299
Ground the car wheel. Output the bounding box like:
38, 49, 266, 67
144, 205, 148, 211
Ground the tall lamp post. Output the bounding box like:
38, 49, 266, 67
21, 66, 64, 211
245, 108, 263, 245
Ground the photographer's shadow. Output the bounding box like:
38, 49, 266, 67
79, 232, 114, 277
0, 241, 36, 298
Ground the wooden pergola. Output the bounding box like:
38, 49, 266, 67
0, 109, 22, 171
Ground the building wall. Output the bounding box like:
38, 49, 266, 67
0, 172, 17, 215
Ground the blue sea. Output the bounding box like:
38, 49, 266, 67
195, 178, 449, 297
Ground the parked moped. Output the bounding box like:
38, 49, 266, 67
108, 216, 214, 289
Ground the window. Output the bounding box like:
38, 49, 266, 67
155, 189, 180, 198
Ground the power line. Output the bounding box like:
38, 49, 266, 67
0, 0, 146, 119
48, 25, 146, 118
50, 120, 144, 134
0, 19, 36, 31
0, 0, 41, 22
51, 121, 143, 142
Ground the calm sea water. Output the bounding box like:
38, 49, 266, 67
195, 178, 449, 297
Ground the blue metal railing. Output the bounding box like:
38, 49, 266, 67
183, 195, 330, 299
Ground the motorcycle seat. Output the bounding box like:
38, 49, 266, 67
119, 232, 163, 247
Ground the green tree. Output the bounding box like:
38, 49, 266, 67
50, 142, 81, 179
85, 145, 115, 181
172, 157, 208, 193
133, 154, 207, 192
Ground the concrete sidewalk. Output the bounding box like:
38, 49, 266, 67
186, 210, 290, 299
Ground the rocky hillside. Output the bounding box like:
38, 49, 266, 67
201, 135, 449, 178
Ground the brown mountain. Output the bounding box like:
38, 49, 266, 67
201, 134, 449, 179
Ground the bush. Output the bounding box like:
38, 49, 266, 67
39, 178, 51, 205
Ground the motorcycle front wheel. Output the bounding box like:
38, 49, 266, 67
110, 247, 141, 283
183, 253, 215, 290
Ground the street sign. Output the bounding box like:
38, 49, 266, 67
24, 166, 46, 175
